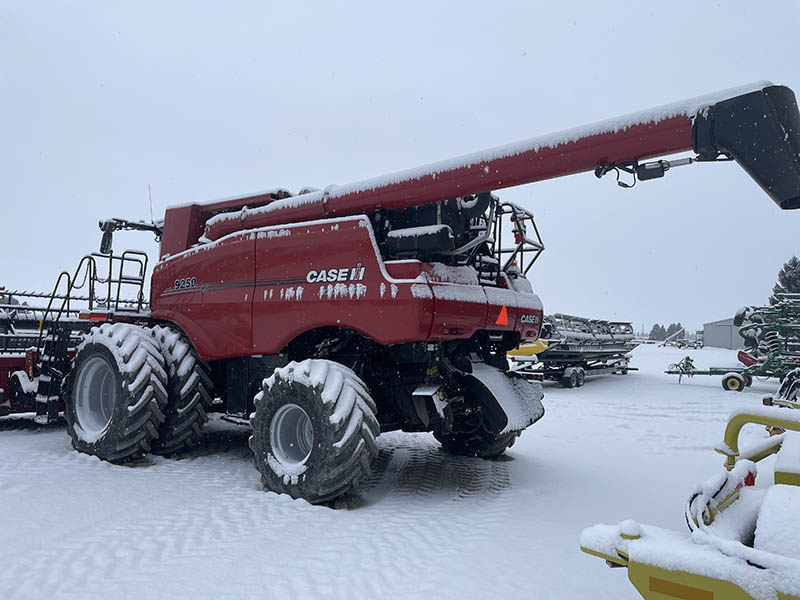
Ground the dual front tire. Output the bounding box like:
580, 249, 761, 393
64, 323, 169, 462
64, 323, 212, 462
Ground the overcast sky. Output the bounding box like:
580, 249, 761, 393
2, 1, 798, 334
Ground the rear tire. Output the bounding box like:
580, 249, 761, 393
150, 326, 213, 456
64, 323, 168, 462
249, 359, 379, 504
576, 368, 586, 387
722, 373, 745, 392
743, 375, 753, 387
435, 428, 520, 459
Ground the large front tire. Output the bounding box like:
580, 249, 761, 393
150, 326, 213, 456
63, 323, 168, 462
249, 359, 379, 504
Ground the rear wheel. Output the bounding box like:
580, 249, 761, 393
435, 426, 520, 459
150, 326, 213, 456
63, 323, 168, 462
721, 373, 745, 392
250, 359, 379, 504
743, 375, 753, 387
435, 364, 535, 459
576, 368, 586, 387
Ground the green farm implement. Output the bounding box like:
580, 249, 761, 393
666, 294, 800, 391
666, 353, 800, 391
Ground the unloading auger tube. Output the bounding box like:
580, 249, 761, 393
184, 81, 800, 255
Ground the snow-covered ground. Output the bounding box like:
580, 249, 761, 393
0, 345, 779, 600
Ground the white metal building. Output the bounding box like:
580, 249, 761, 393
703, 318, 744, 349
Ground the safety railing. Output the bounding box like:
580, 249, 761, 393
35, 250, 149, 349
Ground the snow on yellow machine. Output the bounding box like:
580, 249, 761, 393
580, 369, 800, 600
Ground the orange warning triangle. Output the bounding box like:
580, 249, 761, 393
495, 305, 508, 326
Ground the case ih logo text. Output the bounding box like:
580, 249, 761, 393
520, 314, 539, 324
306, 264, 366, 284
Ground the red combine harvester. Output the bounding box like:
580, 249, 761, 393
2, 82, 799, 503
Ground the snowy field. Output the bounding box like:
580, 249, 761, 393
0, 345, 778, 600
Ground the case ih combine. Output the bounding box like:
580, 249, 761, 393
1, 81, 799, 503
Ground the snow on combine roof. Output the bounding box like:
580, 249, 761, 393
158, 81, 800, 256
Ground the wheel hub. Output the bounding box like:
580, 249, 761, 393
74, 355, 117, 438
270, 403, 314, 466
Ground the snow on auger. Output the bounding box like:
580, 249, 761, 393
580, 370, 800, 600
1, 81, 799, 503
507, 314, 637, 388
666, 294, 800, 391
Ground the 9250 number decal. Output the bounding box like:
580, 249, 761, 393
174, 277, 197, 290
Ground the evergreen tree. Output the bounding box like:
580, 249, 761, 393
770, 256, 800, 304
666, 322, 684, 338
649, 323, 666, 341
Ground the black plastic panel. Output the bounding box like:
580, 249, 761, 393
693, 85, 800, 210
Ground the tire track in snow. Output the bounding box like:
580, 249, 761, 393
341, 432, 519, 599
0, 421, 525, 600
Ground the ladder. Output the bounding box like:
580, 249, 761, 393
30, 251, 150, 423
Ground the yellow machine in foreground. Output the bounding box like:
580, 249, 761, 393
580, 371, 800, 600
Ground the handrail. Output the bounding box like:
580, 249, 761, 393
435, 197, 544, 282
36, 269, 74, 349
496, 201, 545, 276
34, 250, 150, 350
115, 250, 148, 311
716, 409, 800, 470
